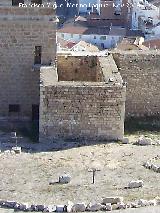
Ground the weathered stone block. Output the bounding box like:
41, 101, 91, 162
59, 174, 71, 184
102, 197, 123, 205
128, 180, 143, 189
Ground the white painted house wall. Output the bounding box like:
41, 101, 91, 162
57, 32, 122, 49
153, 25, 160, 35
131, 1, 159, 30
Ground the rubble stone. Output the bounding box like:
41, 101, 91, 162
148, 199, 157, 206
151, 164, 159, 172
30, 204, 38, 211
12, 147, 21, 154
19, 203, 30, 211
130, 202, 141, 208
67, 201, 74, 213
56, 205, 65, 212
128, 180, 143, 189
155, 197, 160, 205
143, 161, 151, 169
137, 136, 153, 146
59, 174, 71, 184
117, 202, 128, 209
102, 197, 123, 204
87, 203, 103, 211
138, 199, 150, 207
36, 204, 46, 211
3, 201, 17, 208
44, 205, 56, 212
122, 137, 129, 144
4, 150, 10, 154
105, 203, 112, 211
71, 203, 86, 212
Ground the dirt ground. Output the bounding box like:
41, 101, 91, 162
0, 131, 160, 207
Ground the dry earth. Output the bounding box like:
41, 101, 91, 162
0, 131, 160, 208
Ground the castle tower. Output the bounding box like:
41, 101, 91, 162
0, 0, 57, 122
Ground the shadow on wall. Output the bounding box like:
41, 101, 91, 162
125, 115, 160, 134
1, 116, 160, 153
0, 120, 39, 143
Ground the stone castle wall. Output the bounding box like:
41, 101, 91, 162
113, 51, 160, 118
57, 55, 104, 82
0, 6, 56, 120
39, 56, 126, 141
40, 83, 126, 141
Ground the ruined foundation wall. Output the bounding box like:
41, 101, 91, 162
57, 56, 104, 82
0, 7, 56, 119
113, 51, 160, 118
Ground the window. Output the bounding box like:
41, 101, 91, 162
114, 11, 121, 15
34, 46, 42, 65
94, 35, 96, 39
12, 0, 24, 6
101, 43, 105, 49
87, 7, 92, 11
9, 105, 20, 113
31, 0, 42, 4
100, 36, 106, 40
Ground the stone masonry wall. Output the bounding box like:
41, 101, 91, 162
113, 51, 160, 118
40, 83, 126, 141
0, 6, 56, 120
57, 56, 103, 82
40, 56, 126, 141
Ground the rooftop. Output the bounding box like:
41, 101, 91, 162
58, 24, 110, 35
143, 38, 160, 50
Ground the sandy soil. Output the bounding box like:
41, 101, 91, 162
0, 132, 160, 207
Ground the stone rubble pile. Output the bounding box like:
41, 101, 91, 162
136, 136, 160, 146
1, 196, 160, 212
0, 147, 22, 155
143, 156, 160, 173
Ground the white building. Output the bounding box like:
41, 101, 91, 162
57, 24, 126, 49
131, 0, 160, 30
145, 22, 160, 39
